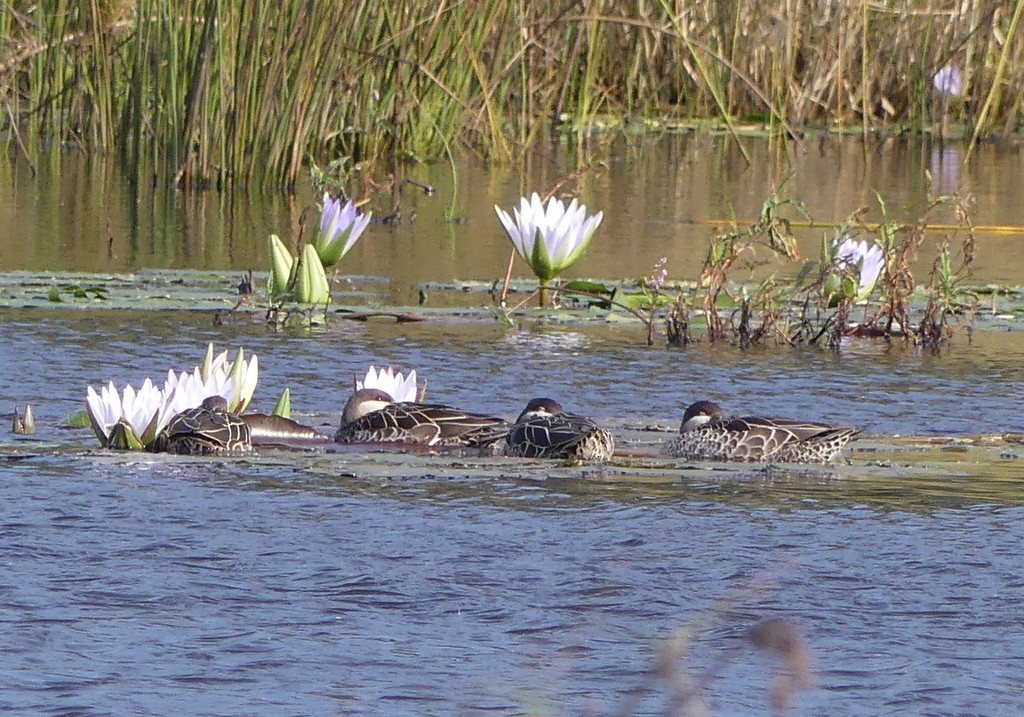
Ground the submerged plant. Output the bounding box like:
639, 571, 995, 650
494, 193, 603, 307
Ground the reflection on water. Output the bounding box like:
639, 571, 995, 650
930, 143, 962, 196
3, 136, 1024, 304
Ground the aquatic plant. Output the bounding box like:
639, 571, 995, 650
356, 366, 420, 403
619, 257, 673, 346
825, 236, 885, 306
494, 193, 603, 306
272, 388, 292, 418
5, 0, 1024, 185
267, 194, 369, 319
916, 198, 978, 349
85, 344, 258, 450
199, 345, 259, 414
312, 194, 372, 268
267, 235, 331, 306
12, 405, 35, 435
696, 187, 807, 342
86, 379, 165, 450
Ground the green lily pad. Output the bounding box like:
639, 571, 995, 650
61, 408, 93, 428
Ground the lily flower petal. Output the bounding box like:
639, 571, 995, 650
357, 365, 419, 403
86, 382, 121, 444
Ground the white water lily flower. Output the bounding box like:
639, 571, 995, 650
200, 345, 259, 413
836, 237, 885, 302
164, 367, 238, 419
120, 379, 163, 438
84, 345, 258, 450
86, 379, 164, 449
357, 365, 418, 403
313, 193, 372, 268
494, 193, 603, 283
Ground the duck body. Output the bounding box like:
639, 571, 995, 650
153, 395, 253, 456
504, 397, 614, 462
664, 400, 857, 464
335, 388, 508, 447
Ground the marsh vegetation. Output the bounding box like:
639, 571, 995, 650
1, 1, 1021, 188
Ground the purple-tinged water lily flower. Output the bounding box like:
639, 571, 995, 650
313, 193, 372, 268
933, 64, 963, 98
494, 193, 604, 288
357, 365, 419, 403
835, 236, 885, 302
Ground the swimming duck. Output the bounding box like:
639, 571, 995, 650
504, 397, 615, 462
663, 400, 857, 464
334, 388, 508, 448
152, 395, 253, 455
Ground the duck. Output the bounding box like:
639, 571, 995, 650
504, 397, 615, 462
334, 388, 509, 448
663, 400, 857, 464
152, 395, 253, 455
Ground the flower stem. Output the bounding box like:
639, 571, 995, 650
539, 280, 549, 308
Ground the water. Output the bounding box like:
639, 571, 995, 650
3, 136, 1024, 301
3, 310, 1024, 715
3, 135, 1024, 715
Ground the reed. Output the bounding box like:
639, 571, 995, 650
1, 0, 1020, 188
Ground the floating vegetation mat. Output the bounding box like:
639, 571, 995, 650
3, 270, 1024, 333
8, 417, 1024, 511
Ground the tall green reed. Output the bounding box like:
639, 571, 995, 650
1, 0, 1020, 188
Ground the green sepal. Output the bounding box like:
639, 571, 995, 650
267, 234, 296, 298
108, 419, 146, 451
296, 243, 331, 304
314, 228, 350, 268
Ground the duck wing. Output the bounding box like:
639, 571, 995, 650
335, 402, 507, 446
158, 406, 251, 453
505, 413, 611, 459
